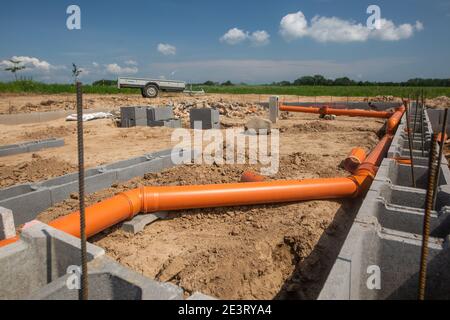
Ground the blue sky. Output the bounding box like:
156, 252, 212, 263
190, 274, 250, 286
1, 0, 450, 83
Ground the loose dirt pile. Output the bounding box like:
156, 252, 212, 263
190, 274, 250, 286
427, 96, 450, 109
20, 125, 75, 140
0, 154, 76, 188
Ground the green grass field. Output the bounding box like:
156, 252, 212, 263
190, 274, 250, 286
191, 85, 450, 98
1, 81, 450, 98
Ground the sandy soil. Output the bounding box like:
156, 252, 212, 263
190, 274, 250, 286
0, 93, 387, 299
0, 95, 379, 300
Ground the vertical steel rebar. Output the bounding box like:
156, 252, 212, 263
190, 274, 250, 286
76, 82, 88, 300
405, 99, 416, 188
412, 93, 420, 140
432, 108, 448, 210
420, 90, 426, 157
418, 133, 438, 300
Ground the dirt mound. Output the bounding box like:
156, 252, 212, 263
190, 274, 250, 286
0, 154, 77, 188
427, 96, 450, 109
21, 125, 74, 140
280, 121, 339, 134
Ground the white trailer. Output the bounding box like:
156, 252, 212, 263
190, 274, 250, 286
118, 77, 186, 98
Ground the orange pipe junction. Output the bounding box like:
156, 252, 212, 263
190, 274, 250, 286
343, 148, 367, 173
0, 106, 405, 247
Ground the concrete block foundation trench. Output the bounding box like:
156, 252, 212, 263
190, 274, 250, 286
1, 101, 449, 300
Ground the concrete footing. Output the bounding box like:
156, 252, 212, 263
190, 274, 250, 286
0, 138, 64, 157
319, 103, 450, 300
122, 212, 168, 234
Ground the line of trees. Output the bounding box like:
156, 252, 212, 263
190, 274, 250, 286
197, 75, 450, 87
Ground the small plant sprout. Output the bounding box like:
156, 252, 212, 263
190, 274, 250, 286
4, 59, 26, 81
72, 63, 83, 82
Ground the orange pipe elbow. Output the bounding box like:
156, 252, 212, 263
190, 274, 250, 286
343, 148, 367, 173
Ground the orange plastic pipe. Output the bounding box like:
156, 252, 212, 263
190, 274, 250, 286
386, 107, 405, 134
241, 171, 266, 182
390, 157, 412, 165
51, 135, 396, 240
49, 177, 361, 238
343, 148, 367, 173
0, 236, 19, 248
279, 105, 394, 119
438, 132, 448, 144
279, 106, 321, 114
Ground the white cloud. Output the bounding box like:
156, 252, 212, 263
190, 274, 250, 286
157, 43, 177, 56
221, 28, 271, 46
279, 11, 423, 43
0, 56, 62, 72
220, 28, 249, 45
125, 59, 138, 66
105, 63, 138, 75
250, 30, 270, 46
280, 11, 309, 41
308, 16, 370, 43
415, 21, 424, 31
92, 62, 99, 67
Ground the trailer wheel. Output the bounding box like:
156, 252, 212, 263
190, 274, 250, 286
143, 84, 159, 98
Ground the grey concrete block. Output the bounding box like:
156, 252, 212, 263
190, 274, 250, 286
0, 138, 64, 157
120, 106, 148, 127
190, 108, 220, 129
319, 223, 450, 300
0, 187, 52, 226
29, 256, 184, 300
0, 222, 104, 299
148, 119, 182, 128
0, 207, 15, 240
147, 106, 174, 121
122, 212, 167, 234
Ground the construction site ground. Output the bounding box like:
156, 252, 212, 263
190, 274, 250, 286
2, 92, 446, 300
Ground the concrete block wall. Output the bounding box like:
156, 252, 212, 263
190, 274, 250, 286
121, 106, 181, 128
319, 103, 450, 300
0, 221, 190, 300
0, 138, 64, 157
0, 148, 200, 227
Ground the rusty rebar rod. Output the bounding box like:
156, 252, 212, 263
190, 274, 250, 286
405, 99, 416, 188
418, 133, 438, 300
76, 82, 88, 300
432, 108, 448, 210
412, 93, 420, 140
